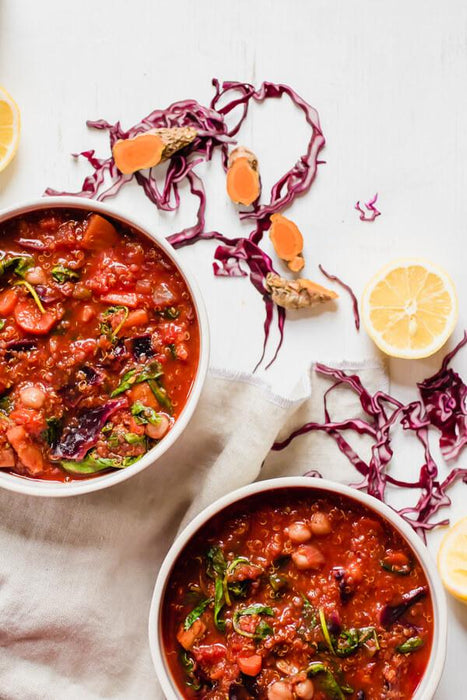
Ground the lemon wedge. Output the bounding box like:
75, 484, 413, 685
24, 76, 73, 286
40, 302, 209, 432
361, 259, 458, 359
0, 86, 21, 172
438, 517, 467, 603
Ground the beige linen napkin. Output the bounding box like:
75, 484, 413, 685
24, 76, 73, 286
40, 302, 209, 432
0, 362, 386, 700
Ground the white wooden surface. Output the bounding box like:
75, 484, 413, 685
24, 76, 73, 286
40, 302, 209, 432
1, 0, 466, 696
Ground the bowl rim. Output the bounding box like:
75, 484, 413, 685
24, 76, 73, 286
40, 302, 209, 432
0, 195, 210, 497
149, 476, 447, 700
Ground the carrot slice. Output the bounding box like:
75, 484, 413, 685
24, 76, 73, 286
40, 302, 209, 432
14, 300, 58, 335
122, 308, 149, 328
82, 214, 118, 251
269, 213, 304, 272
237, 655, 262, 676
226, 147, 261, 206
0, 288, 18, 316
113, 133, 165, 175
129, 382, 159, 409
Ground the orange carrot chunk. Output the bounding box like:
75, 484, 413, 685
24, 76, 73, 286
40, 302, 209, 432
129, 382, 159, 410
122, 308, 149, 328
237, 655, 262, 676
113, 133, 165, 175
82, 214, 119, 251
226, 146, 261, 206
0, 288, 18, 316
269, 213, 305, 272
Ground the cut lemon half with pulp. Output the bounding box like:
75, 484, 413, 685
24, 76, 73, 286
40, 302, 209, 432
0, 86, 20, 172
438, 517, 467, 603
361, 259, 458, 359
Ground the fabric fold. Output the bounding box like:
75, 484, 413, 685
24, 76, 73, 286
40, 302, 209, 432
0, 361, 385, 700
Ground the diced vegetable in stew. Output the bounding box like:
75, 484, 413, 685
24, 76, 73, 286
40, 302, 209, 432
0, 209, 199, 480
162, 490, 433, 700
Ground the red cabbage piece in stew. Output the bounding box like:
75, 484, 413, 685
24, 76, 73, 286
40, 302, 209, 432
162, 489, 433, 700
0, 209, 199, 481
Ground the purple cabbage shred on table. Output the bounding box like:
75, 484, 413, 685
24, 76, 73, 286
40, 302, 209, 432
273, 332, 467, 539
318, 264, 360, 331
45, 79, 326, 369
355, 193, 381, 222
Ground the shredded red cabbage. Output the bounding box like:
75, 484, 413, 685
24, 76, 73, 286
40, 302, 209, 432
355, 193, 381, 222
46, 79, 325, 369
417, 332, 467, 462
273, 336, 467, 539
53, 398, 128, 460
318, 264, 360, 331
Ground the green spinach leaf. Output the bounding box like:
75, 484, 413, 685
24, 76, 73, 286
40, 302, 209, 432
0, 255, 33, 279
396, 636, 424, 654
51, 265, 80, 283
232, 604, 275, 639
306, 662, 346, 700
131, 401, 161, 426
214, 578, 225, 632
183, 598, 212, 631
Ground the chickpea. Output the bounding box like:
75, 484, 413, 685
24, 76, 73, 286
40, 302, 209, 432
295, 679, 314, 699
19, 385, 46, 409
310, 511, 331, 536
268, 681, 294, 700
346, 559, 363, 584
80, 305, 95, 323
288, 522, 312, 543
145, 414, 170, 440
291, 544, 325, 571
25, 266, 47, 285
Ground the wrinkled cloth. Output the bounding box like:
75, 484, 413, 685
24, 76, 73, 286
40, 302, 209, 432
0, 362, 386, 700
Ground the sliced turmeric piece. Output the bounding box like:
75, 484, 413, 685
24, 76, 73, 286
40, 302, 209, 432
226, 146, 261, 206
266, 272, 338, 310
112, 126, 197, 175
82, 214, 118, 251
269, 213, 305, 272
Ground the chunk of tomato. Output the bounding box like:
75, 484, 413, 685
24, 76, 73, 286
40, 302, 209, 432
14, 301, 58, 335
82, 214, 118, 251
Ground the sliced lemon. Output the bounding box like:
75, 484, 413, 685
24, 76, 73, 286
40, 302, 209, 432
0, 86, 21, 172
438, 517, 467, 603
361, 259, 458, 359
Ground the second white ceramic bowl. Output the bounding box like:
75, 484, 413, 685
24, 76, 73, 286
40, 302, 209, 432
149, 477, 447, 700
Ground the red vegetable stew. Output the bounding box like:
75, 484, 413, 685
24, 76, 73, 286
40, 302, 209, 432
0, 209, 199, 481
162, 488, 433, 700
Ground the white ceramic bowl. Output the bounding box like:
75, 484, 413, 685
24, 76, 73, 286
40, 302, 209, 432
0, 196, 209, 497
149, 477, 447, 700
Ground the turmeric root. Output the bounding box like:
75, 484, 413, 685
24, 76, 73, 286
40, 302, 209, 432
112, 126, 197, 174
226, 146, 261, 206
269, 213, 305, 272
266, 272, 338, 310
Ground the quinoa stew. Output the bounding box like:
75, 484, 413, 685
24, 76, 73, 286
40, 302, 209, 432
162, 489, 433, 700
0, 209, 199, 481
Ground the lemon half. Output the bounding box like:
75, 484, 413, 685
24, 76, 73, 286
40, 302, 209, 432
361, 259, 458, 359
438, 517, 467, 603
0, 86, 21, 172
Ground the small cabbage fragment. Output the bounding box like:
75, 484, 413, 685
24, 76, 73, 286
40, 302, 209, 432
355, 193, 381, 222
52, 397, 127, 460
318, 264, 360, 330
